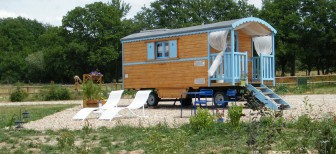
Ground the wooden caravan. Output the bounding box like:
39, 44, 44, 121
121, 17, 280, 107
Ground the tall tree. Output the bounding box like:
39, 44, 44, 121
260, 0, 301, 76
0, 17, 45, 83
61, 0, 131, 82
134, 0, 258, 30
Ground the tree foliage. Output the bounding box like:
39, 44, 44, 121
0, 0, 335, 84
134, 0, 258, 29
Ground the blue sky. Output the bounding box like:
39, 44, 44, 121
0, 0, 261, 26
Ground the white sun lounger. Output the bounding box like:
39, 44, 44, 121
99, 90, 151, 121
72, 90, 124, 121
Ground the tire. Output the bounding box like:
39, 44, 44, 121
147, 92, 159, 106
181, 97, 192, 106
214, 91, 228, 108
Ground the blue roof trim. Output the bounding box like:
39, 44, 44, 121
232, 17, 277, 34
124, 57, 208, 66
121, 27, 231, 43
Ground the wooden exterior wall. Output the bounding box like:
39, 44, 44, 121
123, 33, 209, 98
237, 29, 253, 82
123, 30, 254, 98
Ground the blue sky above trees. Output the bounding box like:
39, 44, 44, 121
0, 0, 261, 26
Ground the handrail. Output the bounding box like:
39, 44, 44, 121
210, 52, 248, 85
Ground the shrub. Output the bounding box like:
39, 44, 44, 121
228, 105, 244, 127
10, 87, 28, 102
42, 84, 70, 101
189, 108, 215, 132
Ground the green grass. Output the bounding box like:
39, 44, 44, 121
0, 97, 335, 153
273, 83, 336, 95
0, 104, 76, 128
0, 117, 334, 153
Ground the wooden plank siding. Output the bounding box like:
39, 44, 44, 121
123, 31, 254, 98
123, 33, 209, 97
237, 29, 252, 82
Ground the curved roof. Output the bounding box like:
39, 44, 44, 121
121, 17, 276, 42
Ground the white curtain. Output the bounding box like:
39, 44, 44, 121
208, 31, 228, 76
252, 36, 272, 56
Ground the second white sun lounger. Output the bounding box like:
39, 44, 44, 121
72, 90, 124, 121
99, 90, 151, 121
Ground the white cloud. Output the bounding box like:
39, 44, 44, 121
123, 0, 154, 19
0, 10, 30, 19
248, 0, 262, 9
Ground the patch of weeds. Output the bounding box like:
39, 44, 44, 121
245, 94, 286, 153
274, 84, 289, 95
292, 85, 308, 94
146, 127, 189, 153
56, 130, 75, 152
246, 108, 284, 153
189, 108, 215, 132
283, 97, 317, 153
6, 114, 16, 130
82, 120, 92, 137
315, 118, 336, 154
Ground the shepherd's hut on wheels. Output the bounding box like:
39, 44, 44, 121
121, 17, 290, 110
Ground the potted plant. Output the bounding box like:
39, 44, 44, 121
240, 73, 248, 86
82, 80, 102, 107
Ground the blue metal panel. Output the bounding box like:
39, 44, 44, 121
147, 42, 155, 60
169, 40, 177, 58
124, 57, 208, 66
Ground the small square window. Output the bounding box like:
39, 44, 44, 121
156, 41, 169, 59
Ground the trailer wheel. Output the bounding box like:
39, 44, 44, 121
147, 92, 159, 106
214, 91, 228, 108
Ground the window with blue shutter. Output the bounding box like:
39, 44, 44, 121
147, 42, 155, 60
147, 40, 177, 60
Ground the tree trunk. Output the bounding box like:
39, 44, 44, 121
281, 63, 285, 76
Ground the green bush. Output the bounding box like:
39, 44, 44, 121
42, 85, 70, 101
228, 105, 244, 127
189, 108, 215, 132
10, 87, 28, 102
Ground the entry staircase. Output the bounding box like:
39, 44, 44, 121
246, 84, 291, 110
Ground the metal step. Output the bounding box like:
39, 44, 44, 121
262, 92, 273, 95
247, 84, 291, 110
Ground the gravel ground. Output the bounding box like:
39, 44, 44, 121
3, 94, 334, 131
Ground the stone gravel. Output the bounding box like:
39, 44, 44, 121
5, 94, 334, 131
